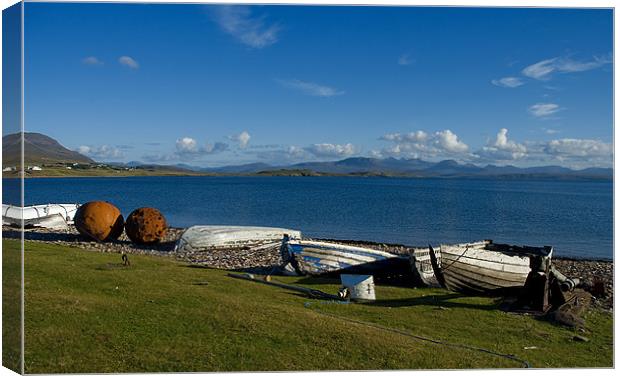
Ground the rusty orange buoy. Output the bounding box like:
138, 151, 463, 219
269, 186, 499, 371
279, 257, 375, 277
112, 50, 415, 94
125, 207, 168, 244
74, 201, 124, 242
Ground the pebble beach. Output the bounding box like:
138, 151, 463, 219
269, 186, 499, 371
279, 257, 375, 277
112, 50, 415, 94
3, 225, 613, 310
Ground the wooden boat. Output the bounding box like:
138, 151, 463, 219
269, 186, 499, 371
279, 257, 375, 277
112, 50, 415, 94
174, 225, 302, 253
436, 240, 553, 295
2, 203, 80, 228
283, 238, 411, 276
409, 246, 443, 288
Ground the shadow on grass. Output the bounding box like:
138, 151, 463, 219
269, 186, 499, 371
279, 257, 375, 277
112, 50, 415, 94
292, 274, 421, 288
8, 229, 177, 252
4, 229, 83, 242
362, 293, 501, 311
276, 290, 501, 312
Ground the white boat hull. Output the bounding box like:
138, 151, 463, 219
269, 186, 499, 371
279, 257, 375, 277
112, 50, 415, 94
175, 225, 302, 253
2, 204, 80, 229
285, 239, 410, 276
439, 240, 553, 294
410, 246, 443, 288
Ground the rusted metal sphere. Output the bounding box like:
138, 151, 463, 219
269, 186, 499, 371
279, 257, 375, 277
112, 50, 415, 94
74, 201, 124, 242
125, 207, 168, 244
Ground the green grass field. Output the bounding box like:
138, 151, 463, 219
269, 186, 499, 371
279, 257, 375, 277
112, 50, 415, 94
2, 239, 613, 372
2, 239, 22, 373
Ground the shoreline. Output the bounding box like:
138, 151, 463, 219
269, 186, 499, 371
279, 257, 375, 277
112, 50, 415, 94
3, 225, 613, 310
3, 225, 613, 262
2, 173, 613, 181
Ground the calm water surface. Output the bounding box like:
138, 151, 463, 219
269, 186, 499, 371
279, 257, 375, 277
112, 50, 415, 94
17, 176, 613, 260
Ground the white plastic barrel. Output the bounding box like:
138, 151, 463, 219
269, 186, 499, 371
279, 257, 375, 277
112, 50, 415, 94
340, 274, 376, 301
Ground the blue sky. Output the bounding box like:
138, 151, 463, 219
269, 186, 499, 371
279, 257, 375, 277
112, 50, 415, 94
23, 3, 613, 168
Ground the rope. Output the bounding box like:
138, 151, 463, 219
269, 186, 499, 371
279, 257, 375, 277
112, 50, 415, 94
303, 301, 531, 368
439, 244, 473, 273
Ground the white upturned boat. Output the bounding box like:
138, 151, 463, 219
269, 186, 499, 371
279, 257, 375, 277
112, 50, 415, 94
2, 203, 80, 229
437, 240, 553, 294
174, 225, 302, 253
283, 238, 410, 276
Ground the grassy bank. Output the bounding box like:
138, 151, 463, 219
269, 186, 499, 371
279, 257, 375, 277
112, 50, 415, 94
6, 239, 612, 372
2, 238, 22, 373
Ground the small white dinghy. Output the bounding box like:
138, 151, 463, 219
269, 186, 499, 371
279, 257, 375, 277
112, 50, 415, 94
2, 203, 80, 229
283, 238, 411, 276
174, 225, 302, 253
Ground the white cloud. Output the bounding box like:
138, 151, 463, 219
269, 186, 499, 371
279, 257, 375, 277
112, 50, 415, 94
76, 145, 124, 159
252, 143, 358, 163
249, 144, 311, 163
277, 79, 344, 97
175, 137, 228, 158
369, 150, 383, 158
491, 77, 524, 88
522, 58, 557, 80
544, 138, 612, 158
287, 145, 308, 159
212, 6, 280, 48
305, 143, 357, 158
493, 128, 522, 150
554, 55, 611, 73
82, 56, 103, 66
512, 138, 614, 168
378, 128, 611, 168
77, 146, 91, 155
119, 56, 139, 69
434, 130, 469, 153
203, 142, 229, 154
476, 128, 527, 161
522, 55, 610, 80
528, 103, 561, 117
142, 153, 175, 163
378, 129, 469, 159
176, 137, 199, 154
229, 131, 251, 149
380, 131, 428, 143
398, 54, 414, 66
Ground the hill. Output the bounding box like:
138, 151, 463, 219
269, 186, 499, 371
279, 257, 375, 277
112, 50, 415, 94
2, 132, 95, 166
209, 157, 612, 179
2, 133, 611, 179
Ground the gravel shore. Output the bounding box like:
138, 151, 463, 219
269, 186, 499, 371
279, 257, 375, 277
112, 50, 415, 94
3, 225, 613, 310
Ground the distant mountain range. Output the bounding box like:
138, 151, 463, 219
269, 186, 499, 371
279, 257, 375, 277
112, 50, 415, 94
2, 132, 95, 166
170, 157, 612, 179
2, 132, 612, 179
78, 155, 618, 180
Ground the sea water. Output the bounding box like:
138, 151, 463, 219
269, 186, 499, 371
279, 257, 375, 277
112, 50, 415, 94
15, 176, 613, 260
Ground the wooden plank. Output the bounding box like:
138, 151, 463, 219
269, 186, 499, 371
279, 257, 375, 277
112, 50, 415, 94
411, 247, 442, 287
441, 245, 531, 268
441, 256, 531, 278
443, 266, 526, 289
441, 251, 531, 274
443, 274, 489, 294
293, 248, 384, 263
293, 240, 397, 258
443, 263, 528, 285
